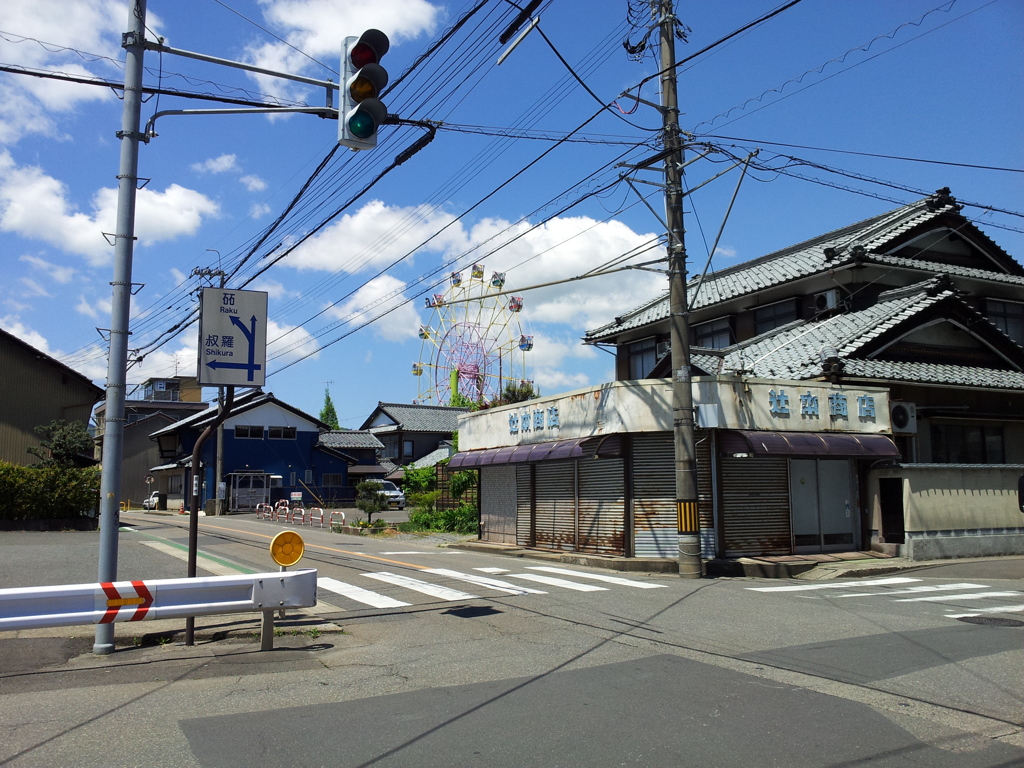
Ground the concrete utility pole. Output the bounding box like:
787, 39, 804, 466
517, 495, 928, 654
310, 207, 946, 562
94, 0, 148, 655
658, 0, 701, 578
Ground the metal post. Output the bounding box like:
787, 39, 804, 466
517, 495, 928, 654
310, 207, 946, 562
659, 0, 701, 578
94, 0, 148, 655
184, 385, 234, 645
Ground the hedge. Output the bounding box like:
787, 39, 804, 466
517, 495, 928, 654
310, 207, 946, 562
0, 462, 100, 520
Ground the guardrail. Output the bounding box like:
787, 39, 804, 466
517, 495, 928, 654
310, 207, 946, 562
0, 569, 317, 632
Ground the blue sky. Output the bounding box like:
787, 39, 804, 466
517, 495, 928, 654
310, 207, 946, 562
2, 0, 1021, 428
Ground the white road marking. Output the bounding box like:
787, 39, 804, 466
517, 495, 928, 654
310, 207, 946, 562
506, 573, 608, 592
380, 551, 465, 555
526, 566, 668, 589
475, 567, 511, 574
141, 540, 241, 577
747, 577, 920, 592
946, 605, 1024, 618
832, 583, 990, 598
895, 591, 1023, 603
424, 568, 546, 595
363, 572, 478, 601
317, 577, 410, 608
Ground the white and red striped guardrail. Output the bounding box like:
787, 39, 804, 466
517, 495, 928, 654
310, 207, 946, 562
0, 569, 317, 632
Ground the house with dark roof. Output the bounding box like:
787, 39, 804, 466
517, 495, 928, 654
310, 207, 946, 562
0, 327, 103, 466
452, 189, 1024, 562
360, 402, 468, 478
149, 390, 364, 511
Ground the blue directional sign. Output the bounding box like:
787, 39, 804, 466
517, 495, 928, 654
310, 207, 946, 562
197, 288, 268, 387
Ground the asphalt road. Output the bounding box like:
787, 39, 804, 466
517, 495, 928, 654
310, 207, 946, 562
0, 514, 1021, 767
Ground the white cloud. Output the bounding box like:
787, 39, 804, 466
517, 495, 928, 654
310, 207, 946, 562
713, 245, 737, 259
191, 154, 238, 174
18, 277, 50, 298
326, 274, 420, 342
19, 254, 76, 283
287, 199, 462, 273
0, 151, 219, 266
250, 202, 272, 219
249, 279, 300, 301
267, 318, 319, 365
242, 0, 443, 102
75, 295, 98, 319
240, 175, 268, 192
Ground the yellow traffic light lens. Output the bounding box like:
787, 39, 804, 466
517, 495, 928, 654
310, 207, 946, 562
348, 76, 379, 102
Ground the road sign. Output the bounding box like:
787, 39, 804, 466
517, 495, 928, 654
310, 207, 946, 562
197, 288, 268, 386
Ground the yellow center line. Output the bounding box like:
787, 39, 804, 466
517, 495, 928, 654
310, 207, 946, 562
124, 514, 428, 570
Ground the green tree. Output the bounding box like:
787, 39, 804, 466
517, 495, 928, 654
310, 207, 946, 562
500, 380, 535, 404
448, 470, 477, 501
27, 420, 94, 468
354, 481, 387, 524
319, 388, 340, 429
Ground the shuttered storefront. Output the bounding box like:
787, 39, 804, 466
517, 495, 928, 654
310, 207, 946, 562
719, 456, 791, 556
631, 433, 676, 557
479, 464, 517, 544
577, 456, 626, 555
533, 461, 576, 551
516, 464, 533, 547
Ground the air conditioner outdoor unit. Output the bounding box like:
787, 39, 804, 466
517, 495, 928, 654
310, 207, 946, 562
890, 401, 917, 435
813, 288, 840, 312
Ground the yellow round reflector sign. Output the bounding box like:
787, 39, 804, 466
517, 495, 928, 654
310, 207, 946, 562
270, 531, 305, 567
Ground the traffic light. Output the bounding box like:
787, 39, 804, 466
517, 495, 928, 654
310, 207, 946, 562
339, 29, 390, 150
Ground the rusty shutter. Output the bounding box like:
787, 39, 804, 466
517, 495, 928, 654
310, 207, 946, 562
695, 431, 716, 559
577, 457, 626, 555
534, 461, 576, 551
720, 456, 791, 557
516, 463, 532, 547
480, 465, 517, 544
631, 433, 676, 557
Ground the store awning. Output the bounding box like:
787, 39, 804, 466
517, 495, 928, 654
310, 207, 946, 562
719, 430, 900, 458
449, 435, 623, 468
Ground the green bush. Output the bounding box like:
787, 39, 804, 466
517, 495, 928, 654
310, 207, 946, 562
407, 489, 440, 514
434, 503, 479, 535
0, 462, 100, 520
406, 508, 435, 528
402, 465, 436, 493
354, 481, 387, 524
448, 470, 476, 501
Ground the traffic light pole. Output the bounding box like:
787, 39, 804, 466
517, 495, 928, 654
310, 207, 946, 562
659, 0, 702, 578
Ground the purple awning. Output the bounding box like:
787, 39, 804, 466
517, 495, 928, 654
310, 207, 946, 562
719, 430, 899, 458
448, 435, 623, 468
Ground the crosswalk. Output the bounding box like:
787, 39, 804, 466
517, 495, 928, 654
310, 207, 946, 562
315, 566, 666, 610
746, 577, 1024, 620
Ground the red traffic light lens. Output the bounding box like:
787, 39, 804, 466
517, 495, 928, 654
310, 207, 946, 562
350, 42, 378, 69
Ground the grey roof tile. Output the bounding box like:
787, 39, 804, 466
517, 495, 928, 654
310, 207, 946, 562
363, 402, 468, 433
318, 431, 384, 450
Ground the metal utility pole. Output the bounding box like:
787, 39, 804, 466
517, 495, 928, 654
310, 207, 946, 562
94, 0, 148, 655
659, 0, 701, 578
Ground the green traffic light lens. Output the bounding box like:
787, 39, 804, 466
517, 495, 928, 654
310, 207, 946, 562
348, 111, 377, 140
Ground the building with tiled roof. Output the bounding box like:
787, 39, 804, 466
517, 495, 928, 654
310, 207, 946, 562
360, 402, 469, 471
453, 189, 1024, 564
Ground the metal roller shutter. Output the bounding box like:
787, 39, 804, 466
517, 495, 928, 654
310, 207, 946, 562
480, 465, 517, 544
720, 456, 791, 556
577, 458, 626, 555
516, 464, 532, 547
534, 461, 576, 551
631, 433, 676, 557
696, 432, 715, 559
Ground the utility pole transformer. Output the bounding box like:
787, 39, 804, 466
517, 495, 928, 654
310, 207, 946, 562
659, 0, 702, 578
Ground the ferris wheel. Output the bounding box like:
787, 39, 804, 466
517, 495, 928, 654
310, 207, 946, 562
413, 264, 533, 406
